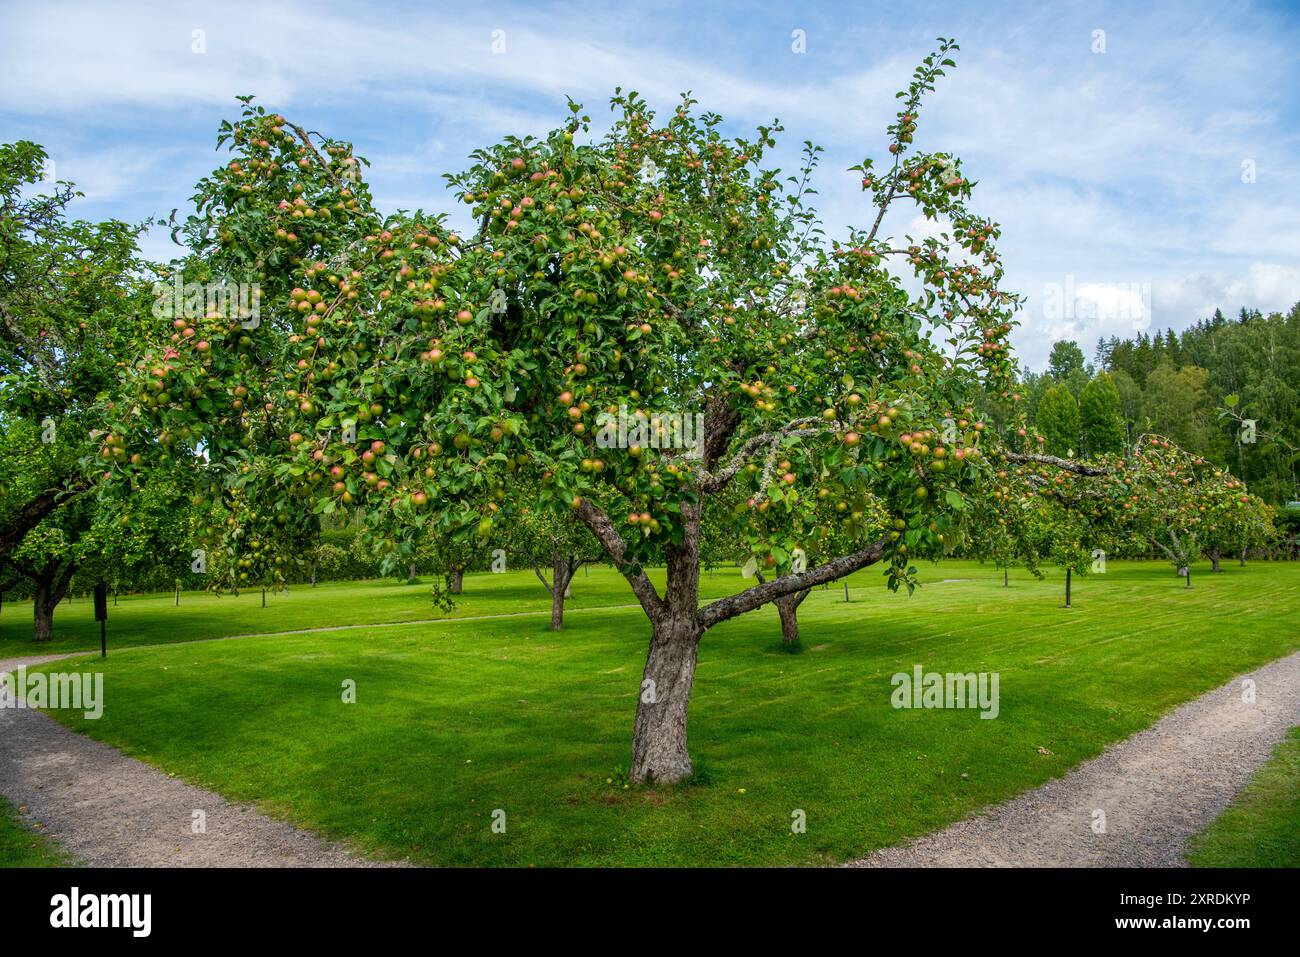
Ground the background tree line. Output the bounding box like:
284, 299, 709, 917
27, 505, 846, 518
1005, 301, 1300, 515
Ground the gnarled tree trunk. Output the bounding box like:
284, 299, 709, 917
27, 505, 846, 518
1209, 550, 1222, 572
449, 567, 464, 594
631, 611, 702, 783
32, 558, 76, 643
630, 502, 703, 783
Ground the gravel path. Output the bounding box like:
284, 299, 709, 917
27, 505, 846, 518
851, 650, 1300, 867
6, 644, 1297, 868
0, 654, 403, 867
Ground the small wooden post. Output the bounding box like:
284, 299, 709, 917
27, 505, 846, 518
94, 581, 108, 658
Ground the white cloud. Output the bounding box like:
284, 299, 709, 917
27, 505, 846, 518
1014, 261, 1300, 370
1153, 263, 1300, 323
3, 0, 1297, 383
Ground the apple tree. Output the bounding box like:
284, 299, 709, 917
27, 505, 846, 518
116, 42, 1112, 783
0, 141, 147, 567
1112, 435, 1242, 583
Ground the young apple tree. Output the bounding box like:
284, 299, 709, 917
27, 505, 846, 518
1196, 481, 1273, 571
969, 448, 1112, 607
500, 490, 601, 630
1, 474, 193, 641
1115, 435, 1245, 583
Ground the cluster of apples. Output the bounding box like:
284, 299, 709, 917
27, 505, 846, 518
193, 490, 306, 592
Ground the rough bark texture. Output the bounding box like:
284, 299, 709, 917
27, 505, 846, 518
550, 553, 575, 630
1003, 452, 1107, 476
630, 501, 703, 783
630, 613, 701, 783
1210, 551, 1222, 572
574, 498, 662, 615
550, 581, 565, 630
449, 568, 464, 594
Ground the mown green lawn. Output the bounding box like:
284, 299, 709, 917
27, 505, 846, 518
16, 559, 1300, 866
0, 564, 753, 655
1188, 726, 1300, 867
0, 797, 75, 868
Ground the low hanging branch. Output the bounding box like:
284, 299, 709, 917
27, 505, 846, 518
0, 476, 91, 563
697, 539, 887, 631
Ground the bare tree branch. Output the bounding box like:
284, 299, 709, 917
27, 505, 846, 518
1003, 452, 1107, 477
533, 564, 554, 596
697, 538, 886, 631
698, 416, 831, 493
574, 497, 663, 617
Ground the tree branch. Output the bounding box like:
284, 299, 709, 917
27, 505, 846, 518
0, 477, 90, 563
697, 539, 886, 631
698, 416, 830, 493
533, 565, 554, 596
574, 498, 663, 617
286, 123, 340, 185
702, 393, 740, 470
1003, 452, 1107, 477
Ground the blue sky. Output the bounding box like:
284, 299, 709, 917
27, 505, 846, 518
2, 0, 1297, 371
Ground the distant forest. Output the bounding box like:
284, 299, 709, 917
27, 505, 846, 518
999, 300, 1300, 507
